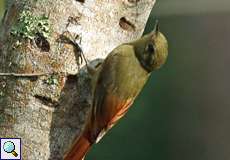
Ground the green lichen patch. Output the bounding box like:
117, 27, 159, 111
45, 75, 59, 86
11, 10, 51, 40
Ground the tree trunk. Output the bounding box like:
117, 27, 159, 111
0, 0, 155, 159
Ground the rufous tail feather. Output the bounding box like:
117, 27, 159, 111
64, 135, 91, 160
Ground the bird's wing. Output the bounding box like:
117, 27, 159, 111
94, 93, 134, 143
89, 46, 136, 143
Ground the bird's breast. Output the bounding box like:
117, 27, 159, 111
111, 50, 149, 99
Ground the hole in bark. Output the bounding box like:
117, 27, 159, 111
67, 16, 81, 26
119, 17, 136, 31
29, 76, 38, 82
128, 0, 140, 3
76, 0, 85, 3
35, 33, 50, 52
66, 74, 78, 84
34, 95, 58, 107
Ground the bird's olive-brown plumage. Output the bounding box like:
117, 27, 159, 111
64, 23, 168, 160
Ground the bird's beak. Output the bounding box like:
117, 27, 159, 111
154, 20, 160, 35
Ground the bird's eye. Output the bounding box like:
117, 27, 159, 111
146, 43, 155, 54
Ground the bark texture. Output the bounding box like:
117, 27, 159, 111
0, 0, 155, 159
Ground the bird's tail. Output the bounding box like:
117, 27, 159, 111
64, 135, 91, 160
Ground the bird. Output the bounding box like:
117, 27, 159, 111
64, 21, 168, 160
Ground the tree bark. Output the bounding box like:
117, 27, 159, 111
0, 0, 155, 159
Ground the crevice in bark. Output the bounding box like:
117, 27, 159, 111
35, 33, 51, 52
75, 0, 85, 3
34, 95, 58, 107
119, 17, 136, 31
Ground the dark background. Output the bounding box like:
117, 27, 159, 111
1, 1, 230, 159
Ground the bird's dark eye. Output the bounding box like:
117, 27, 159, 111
146, 43, 155, 54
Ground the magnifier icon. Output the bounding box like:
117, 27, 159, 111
3, 141, 18, 157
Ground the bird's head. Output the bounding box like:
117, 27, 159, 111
133, 21, 168, 72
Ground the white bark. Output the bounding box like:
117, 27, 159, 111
0, 0, 155, 159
